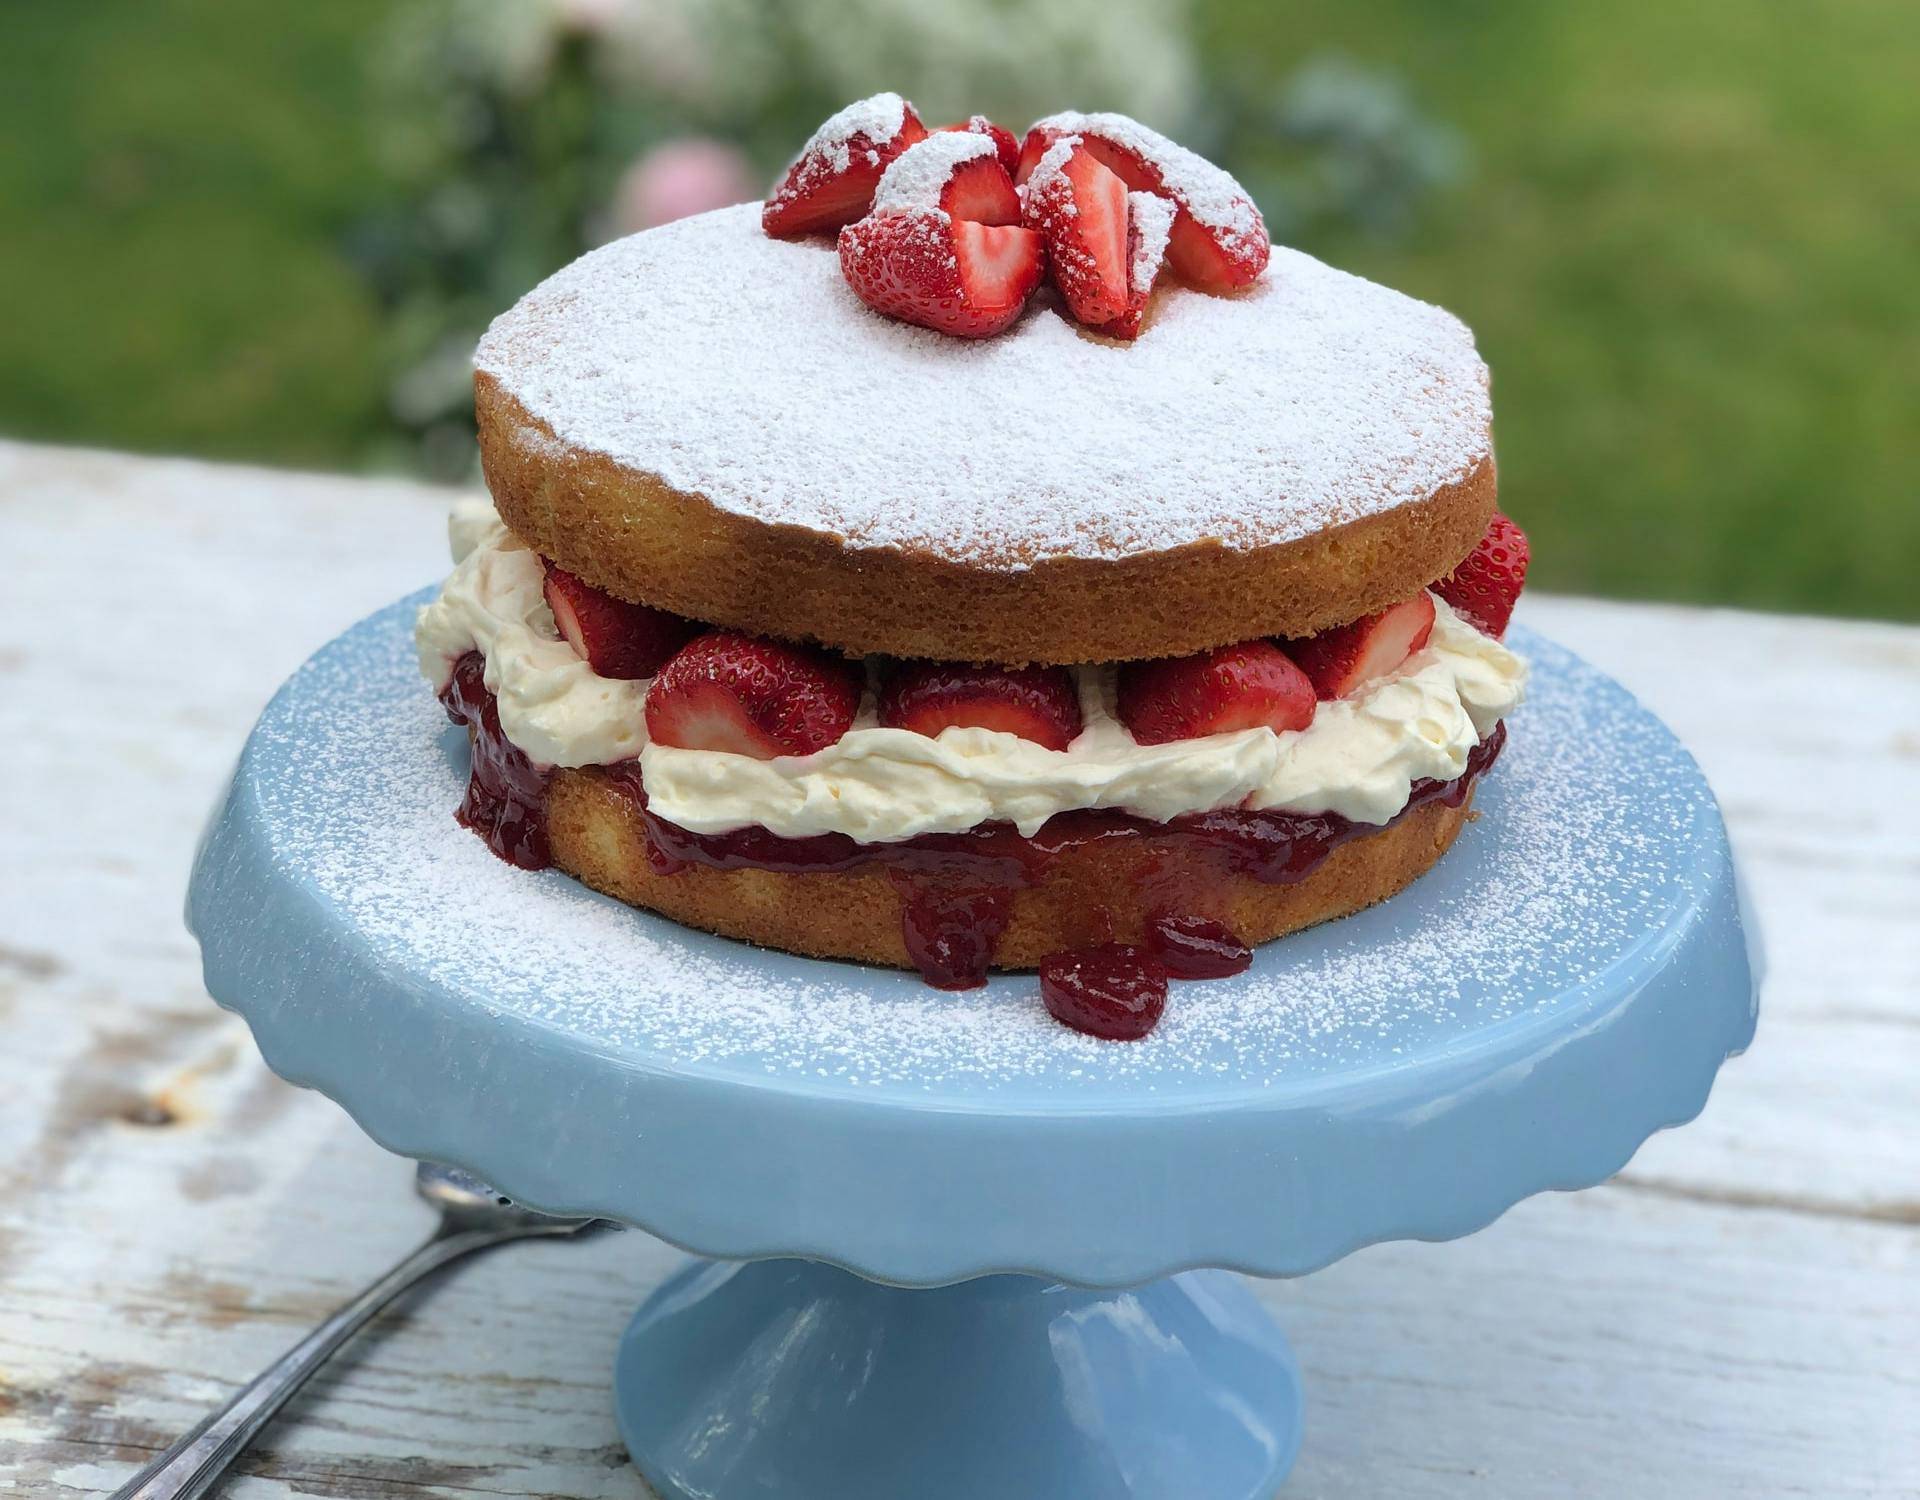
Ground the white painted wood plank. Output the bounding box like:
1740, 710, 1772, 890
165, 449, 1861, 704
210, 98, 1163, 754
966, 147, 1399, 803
1516, 595, 1920, 1032
5, 1108, 1913, 1499
3, 443, 1916, 1498
1517, 595, 1920, 1218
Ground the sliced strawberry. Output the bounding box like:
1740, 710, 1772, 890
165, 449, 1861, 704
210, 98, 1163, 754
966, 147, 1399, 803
940, 155, 1021, 225
1021, 138, 1131, 327
1117, 641, 1317, 745
1013, 123, 1074, 185
878, 661, 1083, 751
838, 211, 1044, 339
1284, 594, 1437, 701
1163, 211, 1262, 294
645, 631, 860, 759
1018, 124, 1158, 196
1434, 513, 1530, 638
542, 565, 695, 680
1087, 191, 1174, 341
762, 92, 927, 238
937, 116, 1020, 178
1020, 112, 1268, 292
870, 132, 1020, 226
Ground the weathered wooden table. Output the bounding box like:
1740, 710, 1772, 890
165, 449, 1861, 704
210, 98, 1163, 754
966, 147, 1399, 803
3, 439, 1914, 1498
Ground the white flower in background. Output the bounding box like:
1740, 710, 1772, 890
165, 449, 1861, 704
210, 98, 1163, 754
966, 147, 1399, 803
551, 0, 628, 35
613, 137, 757, 233
586, 0, 1198, 129
454, 0, 561, 97
781, 0, 1197, 128
587, 0, 724, 100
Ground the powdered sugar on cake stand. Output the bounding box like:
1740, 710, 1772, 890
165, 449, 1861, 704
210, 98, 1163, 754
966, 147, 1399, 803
475, 203, 1491, 568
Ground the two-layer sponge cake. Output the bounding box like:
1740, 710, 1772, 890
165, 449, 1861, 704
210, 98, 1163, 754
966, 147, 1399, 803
417, 97, 1531, 1039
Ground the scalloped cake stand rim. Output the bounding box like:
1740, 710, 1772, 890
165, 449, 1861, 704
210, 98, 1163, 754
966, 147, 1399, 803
187, 596, 1759, 1290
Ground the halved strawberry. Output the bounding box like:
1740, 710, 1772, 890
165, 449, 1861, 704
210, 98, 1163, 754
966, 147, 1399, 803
1434, 513, 1530, 638
936, 116, 1021, 178
1019, 124, 1159, 200
1013, 123, 1078, 184
1087, 191, 1174, 341
940, 155, 1021, 225
1021, 137, 1130, 327
762, 92, 928, 238
1019, 112, 1268, 293
878, 661, 1083, 750
645, 631, 860, 759
1117, 641, 1317, 745
1284, 594, 1437, 701
1163, 212, 1264, 295
542, 565, 695, 680
838, 211, 1044, 339
871, 132, 1020, 226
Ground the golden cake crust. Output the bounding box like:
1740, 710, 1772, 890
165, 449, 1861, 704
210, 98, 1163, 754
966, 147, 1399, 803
479, 372, 1496, 665
544, 764, 1475, 972
472, 204, 1498, 665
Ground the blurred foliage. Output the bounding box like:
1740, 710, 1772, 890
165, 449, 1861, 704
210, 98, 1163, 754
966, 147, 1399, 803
0, 0, 389, 469
0, 0, 1914, 620
1201, 0, 1920, 619
1195, 59, 1465, 243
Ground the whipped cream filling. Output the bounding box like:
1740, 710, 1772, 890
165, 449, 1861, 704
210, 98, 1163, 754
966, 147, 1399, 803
415, 499, 650, 769
416, 503, 1528, 841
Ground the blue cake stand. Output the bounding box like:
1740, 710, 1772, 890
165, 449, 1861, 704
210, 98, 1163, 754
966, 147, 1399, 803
188, 595, 1758, 1500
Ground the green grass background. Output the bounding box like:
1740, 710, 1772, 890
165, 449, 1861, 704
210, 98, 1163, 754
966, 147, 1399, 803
2, 0, 1913, 619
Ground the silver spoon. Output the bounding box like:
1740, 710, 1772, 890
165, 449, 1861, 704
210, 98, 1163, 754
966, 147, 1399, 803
111, 1162, 613, 1500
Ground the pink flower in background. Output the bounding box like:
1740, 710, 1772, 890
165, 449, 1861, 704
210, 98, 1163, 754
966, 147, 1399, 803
614, 138, 756, 233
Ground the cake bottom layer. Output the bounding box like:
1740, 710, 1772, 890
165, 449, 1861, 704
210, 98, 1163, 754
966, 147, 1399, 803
546, 766, 1476, 976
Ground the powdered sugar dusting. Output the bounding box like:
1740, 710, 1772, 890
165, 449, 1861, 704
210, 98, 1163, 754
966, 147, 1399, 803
1024, 133, 1081, 199
1128, 190, 1174, 294
1033, 110, 1265, 252
258, 602, 1719, 1098
477, 203, 1491, 569
782, 90, 908, 180
871, 131, 994, 214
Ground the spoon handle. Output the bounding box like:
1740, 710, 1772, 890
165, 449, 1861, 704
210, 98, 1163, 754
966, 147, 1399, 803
110, 1224, 527, 1500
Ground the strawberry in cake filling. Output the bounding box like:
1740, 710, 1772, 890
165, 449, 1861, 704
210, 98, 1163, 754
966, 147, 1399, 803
417, 499, 1527, 848
416, 500, 1527, 1012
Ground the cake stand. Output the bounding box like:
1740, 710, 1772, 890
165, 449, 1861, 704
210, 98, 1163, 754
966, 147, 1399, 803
187, 594, 1758, 1500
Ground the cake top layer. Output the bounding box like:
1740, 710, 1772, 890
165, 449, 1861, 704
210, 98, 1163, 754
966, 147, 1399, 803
476, 202, 1490, 570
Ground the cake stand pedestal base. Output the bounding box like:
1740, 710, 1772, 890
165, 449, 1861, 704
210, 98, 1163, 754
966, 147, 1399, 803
614, 1257, 1303, 1500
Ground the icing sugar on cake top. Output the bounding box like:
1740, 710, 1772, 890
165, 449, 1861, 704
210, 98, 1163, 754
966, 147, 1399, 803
475, 202, 1491, 570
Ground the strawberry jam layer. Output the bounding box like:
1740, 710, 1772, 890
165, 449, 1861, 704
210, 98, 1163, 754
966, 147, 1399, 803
441, 649, 1505, 1026
441, 653, 551, 869
625, 723, 1506, 992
